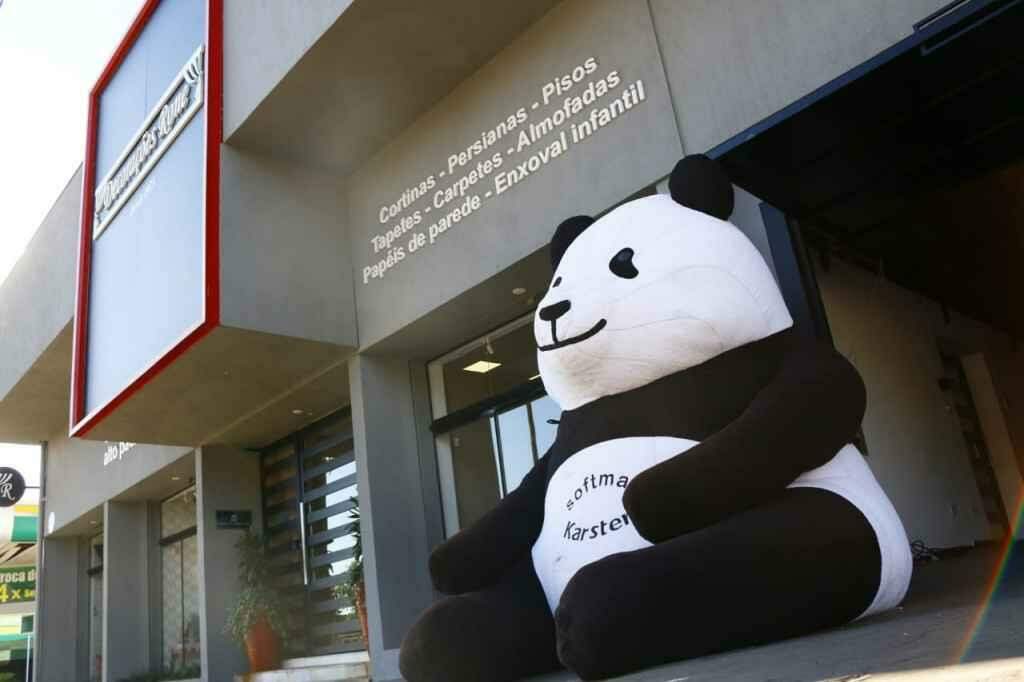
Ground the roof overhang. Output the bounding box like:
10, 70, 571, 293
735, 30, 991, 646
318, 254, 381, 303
226, 0, 562, 175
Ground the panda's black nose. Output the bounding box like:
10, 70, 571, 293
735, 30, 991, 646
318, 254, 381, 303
539, 300, 571, 321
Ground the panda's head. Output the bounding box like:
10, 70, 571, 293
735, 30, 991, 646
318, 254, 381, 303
535, 155, 793, 410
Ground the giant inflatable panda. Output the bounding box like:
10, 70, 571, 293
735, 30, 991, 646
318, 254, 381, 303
400, 155, 912, 682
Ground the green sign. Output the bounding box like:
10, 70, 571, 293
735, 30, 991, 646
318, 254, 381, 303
215, 509, 252, 529
0, 567, 35, 604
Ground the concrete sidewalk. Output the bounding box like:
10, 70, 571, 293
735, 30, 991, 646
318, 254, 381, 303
533, 542, 1024, 682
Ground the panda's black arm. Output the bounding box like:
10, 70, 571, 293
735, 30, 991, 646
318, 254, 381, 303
622, 341, 867, 543
428, 452, 550, 595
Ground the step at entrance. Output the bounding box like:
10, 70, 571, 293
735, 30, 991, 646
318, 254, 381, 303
233, 660, 369, 682
282, 651, 369, 670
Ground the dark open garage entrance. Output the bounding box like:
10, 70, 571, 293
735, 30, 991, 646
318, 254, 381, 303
713, 0, 1024, 342
713, 0, 1024, 552
625, 2, 1024, 678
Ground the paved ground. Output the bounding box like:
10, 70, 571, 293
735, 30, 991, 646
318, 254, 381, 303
533, 542, 1024, 682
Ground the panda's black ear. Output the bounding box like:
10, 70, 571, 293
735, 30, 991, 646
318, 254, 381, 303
668, 154, 734, 220
550, 215, 595, 270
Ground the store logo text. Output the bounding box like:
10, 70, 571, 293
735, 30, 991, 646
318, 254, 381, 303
92, 44, 205, 239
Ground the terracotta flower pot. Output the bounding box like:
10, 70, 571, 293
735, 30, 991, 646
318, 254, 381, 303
245, 615, 282, 672
355, 582, 370, 649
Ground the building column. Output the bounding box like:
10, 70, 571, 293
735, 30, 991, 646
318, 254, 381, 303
103, 501, 151, 682
33, 536, 83, 682
195, 445, 263, 682
349, 355, 439, 682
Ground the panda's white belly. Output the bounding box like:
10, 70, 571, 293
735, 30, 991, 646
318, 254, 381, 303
531, 436, 697, 612
531, 437, 913, 618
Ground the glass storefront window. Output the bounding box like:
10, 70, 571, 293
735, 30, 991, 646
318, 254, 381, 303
88, 533, 104, 682
160, 487, 200, 674
430, 315, 562, 536
439, 320, 541, 414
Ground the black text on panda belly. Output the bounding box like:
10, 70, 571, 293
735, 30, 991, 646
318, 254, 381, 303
563, 512, 633, 542
532, 436, 698, 611
562, 472, 633, 542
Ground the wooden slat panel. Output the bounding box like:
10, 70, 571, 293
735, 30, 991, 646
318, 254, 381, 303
311, 617, 362, 637
309, 640, 365, 655
309, 546, 355, 569
303, 450, 354, 481
265, 475, 298, 497
307, 522, 356, 547
310, 596, 351, 613
306, 498, 356, 524
301, 431, 354, 467
263, 454, 298, 476
267, 530, 300, 552
266, 517, 299, 535
265, 499, 297, 518
304, 473, 356, 502
271, 559, 303, 578
309, 572, 348, 592
282, 577, 305, 593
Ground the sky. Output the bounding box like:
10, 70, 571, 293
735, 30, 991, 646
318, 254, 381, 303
0, 443, 39, 486
0, 0, 145, 287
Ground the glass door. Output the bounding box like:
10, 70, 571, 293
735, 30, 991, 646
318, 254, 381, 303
492, 395, 560, 495
429, 315, 562, 536
259, 409, 363, 656
87, 533, 104, 682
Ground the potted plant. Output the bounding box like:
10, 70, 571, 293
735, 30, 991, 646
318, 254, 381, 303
336, 498, 368, 647
225, 531, 288, 672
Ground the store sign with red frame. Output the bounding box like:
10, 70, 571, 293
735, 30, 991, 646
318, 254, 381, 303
71, 0, 222, 437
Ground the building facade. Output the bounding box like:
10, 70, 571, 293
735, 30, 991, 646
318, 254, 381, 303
1, 1, 1023, 680
0, 447, 39, 680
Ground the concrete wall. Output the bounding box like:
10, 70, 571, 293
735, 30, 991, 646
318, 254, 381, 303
195, 446, 263, 682
223, 0, 353, 138
349, 356, 438, 682
78, 537, 94, 681
349, 0, 682, 348
219, 146, 356, 347
816, 257, 1013, 548
982, 350, 1024, 496
338, 0, 943, 351
45, 435, 192, 535
33, 537, 85, 682
963, 354, 1024, 538
0, 167, 78, 401
648, 0, 949, 153
103, 501, 152, 681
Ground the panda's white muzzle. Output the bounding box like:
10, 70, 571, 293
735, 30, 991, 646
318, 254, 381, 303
537, 299, 607, 351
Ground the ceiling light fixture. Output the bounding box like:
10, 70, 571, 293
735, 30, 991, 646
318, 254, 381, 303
512, 287, 527, 296
171, 475, 182, 481
291, 409, 306, 416
464, 360, 502, 374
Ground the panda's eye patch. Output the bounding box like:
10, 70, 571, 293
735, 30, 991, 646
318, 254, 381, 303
552, 276, 562, 288
609, 248, 638, 279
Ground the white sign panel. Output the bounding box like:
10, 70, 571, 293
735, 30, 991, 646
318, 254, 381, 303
92, 44, 205, 239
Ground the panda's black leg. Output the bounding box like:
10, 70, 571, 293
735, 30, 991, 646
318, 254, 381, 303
400, 557, 560, 682
555, 487, 882, 680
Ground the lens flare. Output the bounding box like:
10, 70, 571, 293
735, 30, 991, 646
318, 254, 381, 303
955, 486, 1024, 663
